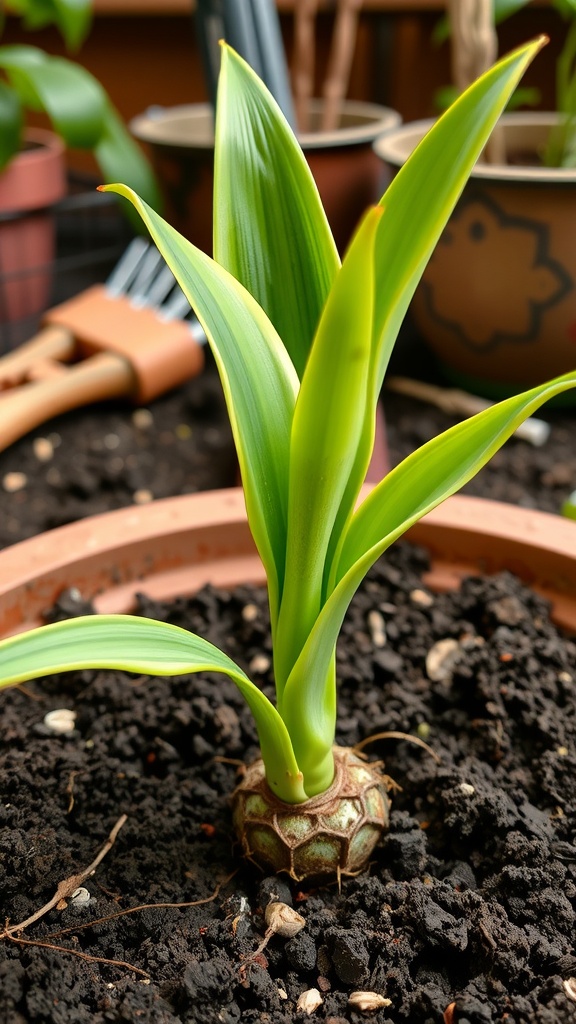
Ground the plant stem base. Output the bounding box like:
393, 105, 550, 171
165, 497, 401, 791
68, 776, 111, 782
231, 746, 391, 881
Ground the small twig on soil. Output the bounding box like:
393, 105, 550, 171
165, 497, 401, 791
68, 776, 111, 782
66, 770, 81, 814
3, 931, 149, 979
0, 814, 127, 938
17, 684, 44, 703
354, 730, 442, 764
41, 869, 238, 942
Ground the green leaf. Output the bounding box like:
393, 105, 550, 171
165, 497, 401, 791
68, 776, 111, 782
94, 100, 163, 213
0, 79, 22, 169
282, 373, 576, 759
48, 0, 92, 50
371, 40, 545, 402
0, 45, 105, 148
0, 615, 307, 802
15, 0, 92, 50
214, 45, 339, 379
102, 184, 297, 630
493, 0, 532, 21
323, 39, 547, 606
273, 207, 382, 708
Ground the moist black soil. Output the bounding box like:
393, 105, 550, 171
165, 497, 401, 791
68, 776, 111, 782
0, 541, 575, 1024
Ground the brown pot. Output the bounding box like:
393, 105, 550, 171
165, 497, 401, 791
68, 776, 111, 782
374, 113, 576, 400
0, 487, 575, 639
130, 101, 400, 255
0, 129, 67, 340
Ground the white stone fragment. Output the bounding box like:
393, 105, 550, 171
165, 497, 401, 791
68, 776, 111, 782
43, 709, 76, 735
132, 408, 154, 429
460, 783, 476, 796
296, 989, 323, 1014
249, 654, 271, 674
348, 991, 392, 1012
410, 588, 434, 608
367, 610, 387, 648
33, 437, 54, 462
69, 887, 91, 909
426, 638, 461, 682
242, 603, 259, 622
3, 472, 27, 492
563, 978, 576, 1002
265, 902, 305, 938
133, 489, 153, 505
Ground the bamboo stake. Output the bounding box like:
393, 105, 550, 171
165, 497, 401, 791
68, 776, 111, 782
447, 0, 506, 164
293, 0, 319, 132
385, 376, 550, 447
321, 0, 363, 132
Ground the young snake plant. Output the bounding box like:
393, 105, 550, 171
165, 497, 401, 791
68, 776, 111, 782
0, 37, 575, 880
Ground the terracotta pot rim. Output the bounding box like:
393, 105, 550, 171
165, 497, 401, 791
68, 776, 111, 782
373, 112, 576, 184
130, 100, 400, 153
12, 128, 65, 165
0, 487, 575, 637
0, 128, 67, 215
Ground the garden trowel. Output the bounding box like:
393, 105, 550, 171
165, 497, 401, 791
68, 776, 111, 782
0, 239, 206, 452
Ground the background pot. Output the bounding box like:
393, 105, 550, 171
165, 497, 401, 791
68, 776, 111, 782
375, 113, 576, 400
0, 129, 67, 331
0, 487, 574, 638
130, 101, 400, 254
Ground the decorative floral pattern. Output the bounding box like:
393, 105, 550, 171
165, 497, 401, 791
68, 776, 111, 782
421, 191, 573, 351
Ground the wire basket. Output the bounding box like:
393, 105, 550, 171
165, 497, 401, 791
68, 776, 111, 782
0, 173, 134, 354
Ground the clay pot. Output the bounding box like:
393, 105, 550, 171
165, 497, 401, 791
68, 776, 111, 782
0, 130, 67, 342
0, 486, 574, 638
130, 101, 400, 254
374, 114, 576, 399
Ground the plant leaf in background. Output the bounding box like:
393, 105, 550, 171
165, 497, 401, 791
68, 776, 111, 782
102, 183, 297, 630
0, 77, 22, 168
95, 100, 163, 211
11, 0, 92, 50
0, 615, 307, 803
0, 44, 104, 147
214, 46, 339, 379
545, 12, 576, 165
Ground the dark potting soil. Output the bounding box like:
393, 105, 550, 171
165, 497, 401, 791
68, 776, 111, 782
0, 540, 575, 1024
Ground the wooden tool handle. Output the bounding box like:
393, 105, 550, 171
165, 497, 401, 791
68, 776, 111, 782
0, 352, 135, 453
0, 325, 75, 387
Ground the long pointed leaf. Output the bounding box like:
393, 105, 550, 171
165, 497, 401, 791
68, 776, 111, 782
371, 39, 545, 398
273, 207, 381, 704
102, 184, 298, 626
282, 372, 576, 781
324, 38, 547, 590
214, 46, 340, 378
0, 615, 307, 803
